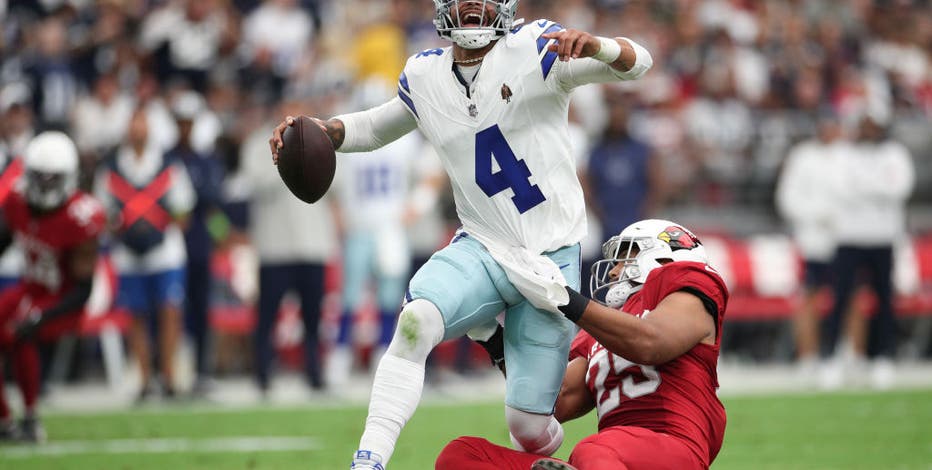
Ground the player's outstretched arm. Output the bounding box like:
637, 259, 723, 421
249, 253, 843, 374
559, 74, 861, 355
14, 239, 98, 340
554, 357, 595, 423
269, 97, 417, 162
541, 29, 647, 73
543, 31, 652, 89
559, 290, 715, 366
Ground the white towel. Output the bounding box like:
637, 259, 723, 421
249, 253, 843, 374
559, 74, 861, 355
471, 232, 569, 314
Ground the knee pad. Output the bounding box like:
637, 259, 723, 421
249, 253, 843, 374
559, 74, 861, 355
505, 406, 564, 457
384, 299, 444, 362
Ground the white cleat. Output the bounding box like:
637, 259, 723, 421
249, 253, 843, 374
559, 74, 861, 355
351, 450, 385, 470
818, 359, 845, 391
325, 346, 353, 388
869, 358, 895, 390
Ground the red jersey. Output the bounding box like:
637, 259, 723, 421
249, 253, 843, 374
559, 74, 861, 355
569, 261, 729, 468
2, 189, 106, 299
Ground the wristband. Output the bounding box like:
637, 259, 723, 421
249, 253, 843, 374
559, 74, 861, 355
558, 286, 590, 323
592, 36, 622, 63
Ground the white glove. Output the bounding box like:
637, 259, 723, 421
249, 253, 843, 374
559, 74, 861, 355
496, 246, 569, 315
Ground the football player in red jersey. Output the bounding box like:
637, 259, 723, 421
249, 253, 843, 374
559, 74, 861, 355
436, 219, 728, 470
0, 132, 106, 442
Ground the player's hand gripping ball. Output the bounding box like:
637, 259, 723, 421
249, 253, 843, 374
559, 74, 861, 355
276, 116, 336, 204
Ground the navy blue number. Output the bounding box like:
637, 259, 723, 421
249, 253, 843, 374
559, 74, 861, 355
475, 125, 546, 214
416, 48, 444, 59
359, 164, 392, 197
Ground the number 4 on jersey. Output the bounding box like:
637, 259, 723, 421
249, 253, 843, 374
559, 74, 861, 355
475, 125, 546, 214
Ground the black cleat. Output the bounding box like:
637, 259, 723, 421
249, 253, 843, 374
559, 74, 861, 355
0, 420, 19, 441
531, 459, 577, 470
18, 416, 47, 444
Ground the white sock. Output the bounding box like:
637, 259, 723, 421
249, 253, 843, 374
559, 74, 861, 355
356, 299, 444, 466
357, 355, 425, 465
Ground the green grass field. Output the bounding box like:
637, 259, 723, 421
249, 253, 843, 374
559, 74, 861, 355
1, 389, 930, 469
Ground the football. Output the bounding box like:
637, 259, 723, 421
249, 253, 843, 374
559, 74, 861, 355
276, 116, 336, 204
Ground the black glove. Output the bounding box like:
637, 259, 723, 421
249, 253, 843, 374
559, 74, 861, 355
14, 312, 42, 341
474, 324, 507, 378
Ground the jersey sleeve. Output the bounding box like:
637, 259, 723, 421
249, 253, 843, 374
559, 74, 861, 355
552, 38, 653, 91
2, 191, 28, 233
67, 193, 108, 243
569, 329, 594, 361
166, 161, 196, 215
511, 19, 563, 83
334, 97, 418, 153
646, 262, 729, 321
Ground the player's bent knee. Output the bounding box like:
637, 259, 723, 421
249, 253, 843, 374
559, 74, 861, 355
506, 407, 564, 456
568, 440, 628, 470
384, 299, 444, 362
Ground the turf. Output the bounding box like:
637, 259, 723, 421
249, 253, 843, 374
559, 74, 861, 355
1, 389, 930, 469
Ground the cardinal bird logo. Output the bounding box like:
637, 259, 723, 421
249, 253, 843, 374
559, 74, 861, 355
658, 226, 700, 250
501, 84, 513, 103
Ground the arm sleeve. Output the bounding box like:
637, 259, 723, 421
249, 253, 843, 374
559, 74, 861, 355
167, 162, 196, 215
555, 37, 653, 91
333, 97, 419, 153
855, 143, 915, 200
40, 278, 93, 322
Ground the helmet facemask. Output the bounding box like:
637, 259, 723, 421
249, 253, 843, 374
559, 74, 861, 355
590, 236, 655, 308
590, 220, 707, 309
26, 169, 75, 211
433, 0, 518, 49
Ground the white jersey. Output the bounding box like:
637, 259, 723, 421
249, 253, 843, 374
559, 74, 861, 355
335, 133, 420, 232
338, 19, 651, 254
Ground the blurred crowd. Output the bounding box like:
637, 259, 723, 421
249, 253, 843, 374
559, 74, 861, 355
1, 0, 929, 224
0, 0, 930, 397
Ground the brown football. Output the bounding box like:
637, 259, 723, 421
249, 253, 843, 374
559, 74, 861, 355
276, 116, 336, 204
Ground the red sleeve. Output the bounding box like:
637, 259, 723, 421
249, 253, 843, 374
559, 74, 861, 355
569, 330, 593, 361
644, 262, 729, 320
2, 191, 28, 232
67, 193, 107, 243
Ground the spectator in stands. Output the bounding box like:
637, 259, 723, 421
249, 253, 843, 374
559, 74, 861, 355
821, 115, 915, 389
775, 111, 849, 376
70, 71, 133, 162
0, 83, 34, 288
95, 107, 196, 401
139, 0, 229, 92
242, 100, 337, 395
23, 15, 78, 130
585, 88, 660, 255
169, 91, 227, 396
240, 0, 316, 101
0, 83, 36, 158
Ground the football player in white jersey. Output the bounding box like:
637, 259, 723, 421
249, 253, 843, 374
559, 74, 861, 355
270, 1, 652, 468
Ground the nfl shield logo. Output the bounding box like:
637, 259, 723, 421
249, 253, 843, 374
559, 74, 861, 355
468, 104, 478, 118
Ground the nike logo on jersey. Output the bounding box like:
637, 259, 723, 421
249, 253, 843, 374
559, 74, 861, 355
558, 263, 570, 270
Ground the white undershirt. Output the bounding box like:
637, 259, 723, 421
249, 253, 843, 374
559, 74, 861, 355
456, 63, 481, 87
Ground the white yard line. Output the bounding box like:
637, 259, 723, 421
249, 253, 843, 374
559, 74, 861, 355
0, 436, 319, 458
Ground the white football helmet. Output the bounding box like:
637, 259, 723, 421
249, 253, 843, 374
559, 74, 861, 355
433, 0, 519, 49
591, 219, 708, 308
24, 131, 79, 211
